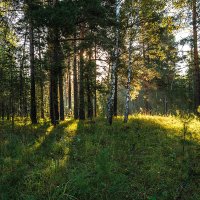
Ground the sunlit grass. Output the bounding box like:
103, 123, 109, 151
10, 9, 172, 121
0, 115, 200, 200
30, 125, 54, 151
65, 119, 78, 137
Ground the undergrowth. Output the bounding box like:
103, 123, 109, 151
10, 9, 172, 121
0, 115, 200, 200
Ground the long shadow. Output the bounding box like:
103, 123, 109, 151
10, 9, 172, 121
0, 120, 51, 157
1, 117, 200, 200
34, 119, 75, 158
0, 119, 75, 200
0, 120, 51, 199
63, 117, 200, 200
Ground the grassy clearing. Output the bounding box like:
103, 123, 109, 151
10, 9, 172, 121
0, 115, 200, 200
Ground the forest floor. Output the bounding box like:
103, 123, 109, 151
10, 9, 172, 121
1, 115, 200, 200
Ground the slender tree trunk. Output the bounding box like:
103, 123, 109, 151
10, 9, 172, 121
107, 0, 120, 125
192, 0, 200, 112
38, 37, 45, 119
64, 73, 67, 110
29, 18, 37, 124
94, 42, 97, 117
79, 55, 85, 120
48, 0, 60, 125
49, 30, 60, 125
73, 32, 79, 119
86, 52, 93, 120
87, 83, 93, 119
19, 59, 23, 117
114, 72, 118, 116
124, 35, 133, 123
24, 78, 28, 117
68, 56, 72, 110
1, 102, 5, 121
59, 69, 64, 120
79, 25, 85, 120
50, 68, 59, 125
6, 104, 10, 121
40, 82, 44, 119
10, 62, 14, 130
50, 69, 55, 124
53, 43, 60, 123
19, 28, 27, 117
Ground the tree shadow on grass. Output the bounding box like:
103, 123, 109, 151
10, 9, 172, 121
1, 117, 200, 200
63, 117, 200, 200
0, 119, 76, 200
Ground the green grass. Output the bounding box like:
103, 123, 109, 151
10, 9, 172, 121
1, 115, 200, 200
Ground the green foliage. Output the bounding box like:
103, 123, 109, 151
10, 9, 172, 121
1, 116, 200, 199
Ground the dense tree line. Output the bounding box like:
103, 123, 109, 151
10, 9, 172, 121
0, 0, 199, 125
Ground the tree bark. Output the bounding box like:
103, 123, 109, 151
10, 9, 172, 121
68, 56, 72, 110
79, 25, 85, 120
79, 55, 85, 120
59, 69, 64, 120
49, 28, 60, 125
73, 31, 79, 119
114, 71, 118, 116
124, 35, 133, 123
29, 17, 37, 124
1, 102, 5, 121
48, 0, 60, 125
19, 28, 27, 117
107, 0, 120, 125
86, 51, 93, 120
50, 65, 59, 125
40, 81, 45, 119
94, 42, 97, 117
6, 104, 10, 121
38, 36, 45, 119
10, 61, 14, 129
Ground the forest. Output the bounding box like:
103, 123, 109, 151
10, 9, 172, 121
0, 0, 200, 199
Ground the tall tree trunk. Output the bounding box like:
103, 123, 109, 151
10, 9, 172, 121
40, 82, 44, 119
64, 73, 67, 110
10, 62, 14, 130
50, 69, 55, 124
59, 69, 64, 120
68, 56, 72, 110
73, 31, 79, 119
29, 17, 37, 124
53, 39, 60, 123
124, 34, 133, 123
114, 72, 118, 116
38, 36, 45, 119
50, 67, 59, 125
79, 25, 85, 120
19, 28, 27, 117
192, 0, 200, 112
6, 104, 10, 121
107, 0, 120, 125
86, 52, 93, 120
94, 41, 97, 117
124, 0, 138, 122
79, 55, 85, 120
49, 0, 60, 125
87, 81, 93, 120
49, 30, 60, 125
24, 78, 28, 117
1, 102, 5, 121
